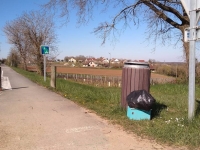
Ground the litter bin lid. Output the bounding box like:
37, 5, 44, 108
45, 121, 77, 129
124, 62, 149, 68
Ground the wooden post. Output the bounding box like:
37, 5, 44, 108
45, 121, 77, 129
0, 67, 2, 91
118, 77, 121, 87
50, 65, 56, 88
87, 75, 88, 83
105, 76, 106, 86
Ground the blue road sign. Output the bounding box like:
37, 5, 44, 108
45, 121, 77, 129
41, 45, 49, 55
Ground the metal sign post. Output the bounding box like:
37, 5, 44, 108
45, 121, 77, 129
44, 55, 46, 82
180, 0, 190, 17
40, 45, 49, 82
188, 0, 196, 120
182, 0, 200, 120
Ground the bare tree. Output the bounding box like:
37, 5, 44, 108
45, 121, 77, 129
20, 11, 57, 75
75, 55, 87, 61
4, 20, 29, 70
7, 48, 21, 67
4, 11, 58, 75
44, 0, 189, 69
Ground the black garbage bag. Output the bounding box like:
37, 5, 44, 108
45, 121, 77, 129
126, 90, 156, 111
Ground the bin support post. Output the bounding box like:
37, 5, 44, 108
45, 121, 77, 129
50, 65, 56, 88
0, 67, 2, 91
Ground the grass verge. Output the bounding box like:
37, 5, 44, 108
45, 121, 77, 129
12, 67, 200, 149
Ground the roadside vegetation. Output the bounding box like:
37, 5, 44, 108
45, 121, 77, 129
4, 11, 57, 75
12, 67, 200, 150
154, 62, 200, 84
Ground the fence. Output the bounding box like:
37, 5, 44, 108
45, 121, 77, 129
56, 73, 121, 87
47, 72, 175, 87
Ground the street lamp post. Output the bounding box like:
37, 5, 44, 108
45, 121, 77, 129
109, 53, 111, 68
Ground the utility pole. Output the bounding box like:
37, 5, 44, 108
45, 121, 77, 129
109, 52, 111, 68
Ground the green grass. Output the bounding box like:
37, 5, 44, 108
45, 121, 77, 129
12, 67, 200, 149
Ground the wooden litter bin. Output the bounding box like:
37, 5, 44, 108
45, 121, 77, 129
121, 62, 150, 109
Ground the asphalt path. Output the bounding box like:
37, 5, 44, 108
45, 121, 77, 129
0, 65, 186, 150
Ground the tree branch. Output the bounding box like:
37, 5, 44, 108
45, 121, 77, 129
143, 1, 181, 29
149, 0, 189, 24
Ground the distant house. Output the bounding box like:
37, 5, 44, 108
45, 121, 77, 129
94, 57, 109, 66
68, 58, 76, 63
88, 62, 97, 67
84, 58, 96, 63
78, 60, 83, 63
82, 64, 88, 67
132, 60, 145, 62
139, 60, 145, 62
102, 58, 109, 64
83, 58, 98, 67
111, 59, 120, 64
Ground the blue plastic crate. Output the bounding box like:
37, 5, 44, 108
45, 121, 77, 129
127, 106, 151, 120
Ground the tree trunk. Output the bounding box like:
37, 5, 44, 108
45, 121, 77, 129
22, 56, 27, 71
36, 54, 44, 76
183, 41, 189, 79
23, 62, 27, 71
181, 27, 189, 80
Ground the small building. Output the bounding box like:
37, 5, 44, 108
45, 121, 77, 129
88, 62, 97, 67
102, 58, 109, 64
68, 58, 76, 63
111, 59, 120, 64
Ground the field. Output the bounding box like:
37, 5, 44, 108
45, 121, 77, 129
46, 66, 174, 80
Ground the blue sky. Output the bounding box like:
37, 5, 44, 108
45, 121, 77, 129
0, 0, 198, 62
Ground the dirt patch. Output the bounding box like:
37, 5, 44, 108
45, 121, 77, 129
51, 66, 174, 80
53, 67, 122, 77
